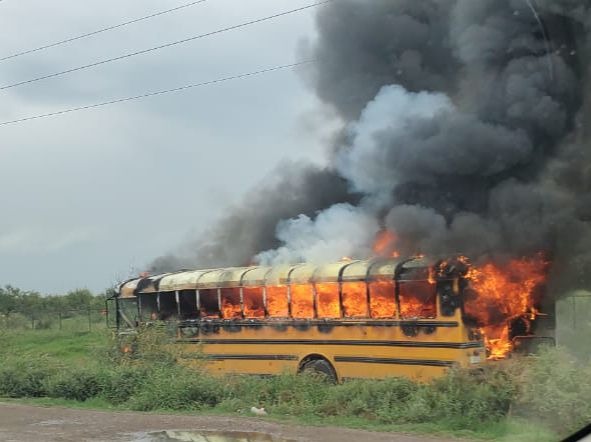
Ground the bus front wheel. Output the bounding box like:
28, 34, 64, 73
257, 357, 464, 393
299, 357, 337, 384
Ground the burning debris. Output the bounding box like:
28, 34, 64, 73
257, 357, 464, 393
150, 1, 591, 359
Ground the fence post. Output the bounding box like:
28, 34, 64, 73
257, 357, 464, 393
31, 315, 35, 330
58, 311, 62, 330
88, 307, 92, 332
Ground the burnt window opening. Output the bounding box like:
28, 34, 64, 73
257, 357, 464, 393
399, 281, 437, 319
266, 285, 289, 317
290, 284, 315, 319
398, 267, 436, 319
221, 288, 242, 319
369, 279, 396, 319
341, 281, 368, 318
138, 294, 158, 321
315, 283, 341, 318
179, 290, 198, 319
440, 280, 462, 317
243, 286, 265, 318
158, 292, 178, 320
199, 289, 220, 318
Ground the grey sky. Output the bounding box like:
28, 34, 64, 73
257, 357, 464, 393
0, 0, 336, 294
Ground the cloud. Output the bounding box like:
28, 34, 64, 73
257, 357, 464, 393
0, 0, 322, 292
0, 226, 101, 255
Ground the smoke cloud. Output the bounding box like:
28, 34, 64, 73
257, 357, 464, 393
149, 161, 357, 272
151, 0, 591, 293
256, 203, 379, 265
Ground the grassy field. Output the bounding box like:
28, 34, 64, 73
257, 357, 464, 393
0, 328, 586, 441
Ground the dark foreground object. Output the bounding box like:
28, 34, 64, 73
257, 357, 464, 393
0, 402, 460, 442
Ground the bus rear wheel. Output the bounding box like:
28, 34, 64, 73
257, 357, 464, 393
299, 358, 337, 384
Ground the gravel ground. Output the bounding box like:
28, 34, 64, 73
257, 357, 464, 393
0, 402, 463, 442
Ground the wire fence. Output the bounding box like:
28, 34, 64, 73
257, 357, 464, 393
0, 308, 107, 332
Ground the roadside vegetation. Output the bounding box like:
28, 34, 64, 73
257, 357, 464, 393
0, 286, 107, 330
1, 327, 589, 441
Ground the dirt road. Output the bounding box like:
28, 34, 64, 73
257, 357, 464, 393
0, 402, 461, 442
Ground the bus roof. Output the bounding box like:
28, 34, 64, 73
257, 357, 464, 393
118, 257, 432, 297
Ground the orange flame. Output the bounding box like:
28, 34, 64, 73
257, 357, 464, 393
221, 288, 241, 319
372, 230, 400, 258
243, 287, 265, 318
290, 284, 315, 318
266, 285, 289, 317
464, 255, 548, 359
315, 283, 341, 318
341, 281, 368, 317
399, 280, 437, 319
369, 279, 396, 318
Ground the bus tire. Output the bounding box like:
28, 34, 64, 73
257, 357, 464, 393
299, 357, 337, 384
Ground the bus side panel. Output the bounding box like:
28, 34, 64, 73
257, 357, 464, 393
175, 319, 484, 381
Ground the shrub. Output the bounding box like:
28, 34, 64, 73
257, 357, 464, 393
317, 369, 514, 429
101, 365, 149, 405
44, 368, 106, 401
0, 359, 55, 397
319, 377, 418, 420
512, 346, 591, 436
411, 367, 515, 428
223, 372, 330, 416
126, 366, 227, 411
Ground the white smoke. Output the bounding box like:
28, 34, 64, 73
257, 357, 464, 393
336, 85, 452, 196
255, 203, 380, 265
336, 84, 532, 198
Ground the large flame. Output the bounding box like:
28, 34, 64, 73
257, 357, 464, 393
463, 255, 548, 359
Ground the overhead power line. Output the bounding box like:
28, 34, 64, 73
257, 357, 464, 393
0, 1, 208, 63
0, 60, 314, 127
0, 1, 331, 92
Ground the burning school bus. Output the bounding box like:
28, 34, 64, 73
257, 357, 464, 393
111, 255, 551, 381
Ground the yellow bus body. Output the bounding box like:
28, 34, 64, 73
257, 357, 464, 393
115, 258, 485, 381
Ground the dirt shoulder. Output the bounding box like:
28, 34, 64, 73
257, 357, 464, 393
0, 402, 463, 442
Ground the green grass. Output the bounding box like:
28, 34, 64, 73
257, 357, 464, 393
0, 329, 578, 441
0, 328, 110, 365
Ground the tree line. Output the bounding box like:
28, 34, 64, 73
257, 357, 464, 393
0, 285, 107, 317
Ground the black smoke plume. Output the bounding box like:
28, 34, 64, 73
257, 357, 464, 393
149, 161, 357, 272
151, 0, 591, 293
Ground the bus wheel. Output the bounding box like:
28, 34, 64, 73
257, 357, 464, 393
299, 358, 337, 384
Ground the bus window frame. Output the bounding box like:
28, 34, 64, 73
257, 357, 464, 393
157, 291, 179, 321
220, 286, 243, 319
138, 293, 158, 321
117, 296, 139, 328
241, 285, 266, 318
367, 278, 398, 319
178, 289, 199, 320
397, 265, 438, 319
288, 283, 316, 319
339, 280, 370, 318
264, 284, 290, 318
397, 278, 438, 319
198, 288, 222, 318
314, 281, 343, 319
